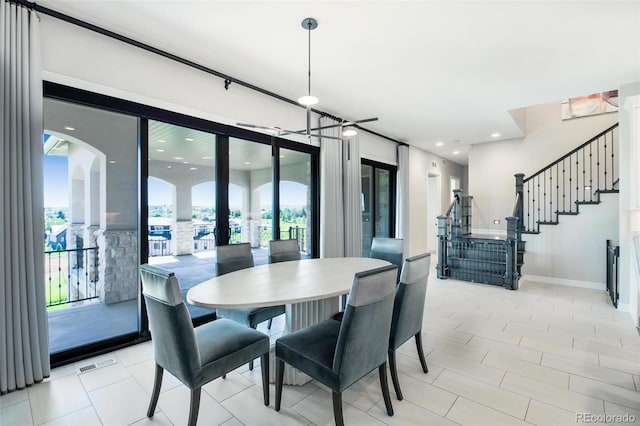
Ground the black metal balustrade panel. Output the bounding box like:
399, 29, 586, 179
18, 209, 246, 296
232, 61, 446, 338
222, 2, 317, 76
521, 124, 618, 233
45, 247, 99, 307
447, 239, 508, 286
606, 239, 619, 308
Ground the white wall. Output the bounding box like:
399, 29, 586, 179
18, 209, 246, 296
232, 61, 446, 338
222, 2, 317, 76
40, 16, 317, 147
408, 146, 467, 257
522, 193, 618, 289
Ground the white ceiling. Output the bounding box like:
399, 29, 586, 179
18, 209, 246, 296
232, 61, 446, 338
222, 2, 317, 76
39, 1, 640, 165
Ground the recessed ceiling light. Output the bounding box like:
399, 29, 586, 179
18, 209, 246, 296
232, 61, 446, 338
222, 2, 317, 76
279, 155, 285, 158
158, 139, 166, 143
185, 137, 194, 142
167, 165, 172, 168
64, 126, 75, 131
156, 149, 165, 153
453, 150, 460, 155
491, 132, 500, 138
436, 142, 444, 147
190, 167, 197, 170
201, 156, 213, 160
244, 162, 251, 165
109, 160, 116, 164
183, 161, 189, 164
173, 157, 184, 160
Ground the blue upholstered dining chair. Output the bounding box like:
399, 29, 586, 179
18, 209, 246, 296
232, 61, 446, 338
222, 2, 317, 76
388, 252, 431, 400
140, 264, 270, 426
370, 237, 404, 283
215, 242, 285, 369
268, 239, 302, 264
275, 264, 398, 426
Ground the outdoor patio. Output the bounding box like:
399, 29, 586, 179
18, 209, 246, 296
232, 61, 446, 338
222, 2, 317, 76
48, 247, 274, 354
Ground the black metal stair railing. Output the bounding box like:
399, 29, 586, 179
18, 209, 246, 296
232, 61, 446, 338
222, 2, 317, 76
437, 190, 520, 290
517, 123, 619, 234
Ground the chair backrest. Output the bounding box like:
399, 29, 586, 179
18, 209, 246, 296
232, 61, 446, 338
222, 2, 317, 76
370, 237, 403, 282
216, 242, 254, 275
268, 239, 301, 263
140, 264, 200, 384
389, 253, 431, 350
333, 264, 398, 389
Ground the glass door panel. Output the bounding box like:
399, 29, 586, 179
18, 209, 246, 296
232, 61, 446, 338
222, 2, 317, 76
147, 120, 216, 320
279, 149, 311, 258
228, 138, 272, 265
43, 98, 139, 354
375, 169, 391, 237
361, 164, 374, 256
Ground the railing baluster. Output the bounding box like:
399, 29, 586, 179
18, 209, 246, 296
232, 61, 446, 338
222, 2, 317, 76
556, 163, 560, 220
589, 143, 594, 201
604, 133, 608, 190
543, 170, 547, 223
575, 153, 579, 208
611, 130, 615, 190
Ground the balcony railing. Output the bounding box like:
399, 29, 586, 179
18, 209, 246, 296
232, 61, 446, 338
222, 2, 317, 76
45, 247, 99, 307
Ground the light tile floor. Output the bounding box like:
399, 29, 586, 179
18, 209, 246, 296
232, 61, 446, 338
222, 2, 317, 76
2, 269, 640, 426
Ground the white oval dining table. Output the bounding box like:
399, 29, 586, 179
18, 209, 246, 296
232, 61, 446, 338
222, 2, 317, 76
186, 257, 391, 385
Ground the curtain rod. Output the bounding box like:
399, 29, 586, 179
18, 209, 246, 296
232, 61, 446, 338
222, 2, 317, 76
9, 0, 407, 146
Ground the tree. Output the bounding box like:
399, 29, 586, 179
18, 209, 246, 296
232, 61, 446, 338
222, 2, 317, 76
56, 210, 65, 220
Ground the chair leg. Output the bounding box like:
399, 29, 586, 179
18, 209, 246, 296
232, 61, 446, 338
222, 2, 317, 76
261, 352, 270, 406
147, 364, 164, 417
275, 359, 285, 411
267, 318, 273, 329
388, 349, 403, 400
415, 332, 429, 373
379, 363, 394, 416
332, 391, 345, 426
188, 388, 201, 426
249, 324, 257, 370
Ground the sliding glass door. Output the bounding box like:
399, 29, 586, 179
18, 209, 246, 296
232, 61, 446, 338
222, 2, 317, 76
44, 82, 320, 365
361, 159, 397, 256
146, 120, 217, 321
43, 98, 140, 358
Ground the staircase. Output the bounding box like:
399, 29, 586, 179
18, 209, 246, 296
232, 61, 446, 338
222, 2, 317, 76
437, 123, 619, 291
516, 123, 619, 234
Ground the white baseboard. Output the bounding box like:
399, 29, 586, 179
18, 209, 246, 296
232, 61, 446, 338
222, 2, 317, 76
617, 303, 630, 313
522, 274, 606, 291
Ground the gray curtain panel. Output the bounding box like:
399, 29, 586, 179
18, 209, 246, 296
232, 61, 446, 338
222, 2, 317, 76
1, 2, 50, 394
319, 116, 344, 258
396, 145, 410, 257
342, 134, 362, 257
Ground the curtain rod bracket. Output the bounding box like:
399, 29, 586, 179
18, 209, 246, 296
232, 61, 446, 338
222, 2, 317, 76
224, 79, 232, 90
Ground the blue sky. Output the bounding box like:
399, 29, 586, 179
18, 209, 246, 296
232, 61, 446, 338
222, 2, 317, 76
44, 155, 69, 208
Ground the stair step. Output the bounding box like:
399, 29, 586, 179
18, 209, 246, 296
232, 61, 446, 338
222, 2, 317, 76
576, 201, 600, 205
522, 231, 540, 234
595, 189, 619, 194
537, 221, 559, 225
556, 211, 579, 216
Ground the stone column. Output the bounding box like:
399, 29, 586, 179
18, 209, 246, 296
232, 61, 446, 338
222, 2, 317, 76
174, 220, 194, 256
97, 229, 138, 304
